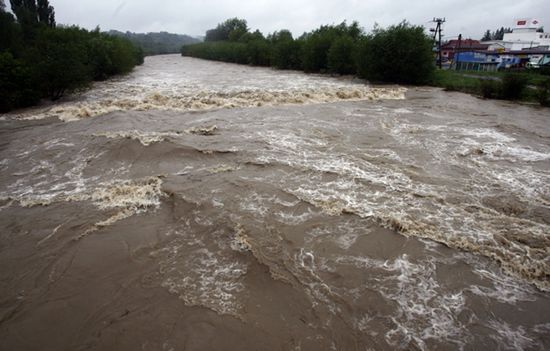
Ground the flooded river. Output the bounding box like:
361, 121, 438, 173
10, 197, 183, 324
1, 55, 549, 350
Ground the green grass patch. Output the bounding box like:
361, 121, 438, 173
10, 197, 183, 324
431, 70, 481, 94
430, 69, 550, 106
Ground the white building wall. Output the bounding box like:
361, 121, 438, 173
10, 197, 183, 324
484, 19, 550, 51
503, 31, 550, 49
501, 18, 550, 50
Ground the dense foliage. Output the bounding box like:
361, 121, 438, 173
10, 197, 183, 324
356, 22, 434, 84
182, 18, 435, 84
205, 18, 248, 42
481, 27, 512, 41
0, 0, 143, 112
108, 30, 200, 56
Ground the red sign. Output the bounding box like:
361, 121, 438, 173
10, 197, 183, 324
517, 20, 527, 25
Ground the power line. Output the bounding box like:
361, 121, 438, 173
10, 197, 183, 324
430, 18, 446, 69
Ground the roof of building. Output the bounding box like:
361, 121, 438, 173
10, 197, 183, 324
459, 49, 550, 55
442, 39, 489, 50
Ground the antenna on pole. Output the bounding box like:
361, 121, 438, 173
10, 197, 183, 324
430, 17, 446, 69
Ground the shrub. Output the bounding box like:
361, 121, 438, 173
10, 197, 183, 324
499, 73, 528, 100
181, 42, 248, 64
536, 78, 550, 106
479, 79, 499, 99
0, 52, 40, 111
0, 2, 142, 111
271, 39, 302, 70
246, 39, 270, 66
356, 22, 434, 85
301, 33, 333, 72
33, 27, 91, 100
327, 36, 356, 75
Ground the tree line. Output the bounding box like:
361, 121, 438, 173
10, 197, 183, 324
480, 27, 513, 41
108, 30, 200, 56
0, 0, 144, 112
181, 18, 435, 85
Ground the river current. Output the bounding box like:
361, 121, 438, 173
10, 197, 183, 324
0, 55, 549, 350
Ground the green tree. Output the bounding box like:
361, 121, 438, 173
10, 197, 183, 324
33, 26, 90, 99
36, 0, 55, 27
10, 0, 54, 40
0, 51, 40, 111
205, 18, 248, 42
0, 9, 22, 52
0, 0, 142, 111
269, 30, 302, 69
245, 39, 270, 66
301, 22, 362, 73
481, 29, 491, 41
327, 35, 356, 74
356, 21, 434, 85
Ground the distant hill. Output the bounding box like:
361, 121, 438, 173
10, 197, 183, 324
108, 30, 201, 56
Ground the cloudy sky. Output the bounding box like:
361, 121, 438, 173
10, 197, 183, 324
50, 0, 550, 40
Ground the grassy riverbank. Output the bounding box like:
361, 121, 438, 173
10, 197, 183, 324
430, 70, 550, 106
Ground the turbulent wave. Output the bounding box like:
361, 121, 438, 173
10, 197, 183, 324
11, 87, 406, 122
94, 130, 183, 146
3, 176, 165, 236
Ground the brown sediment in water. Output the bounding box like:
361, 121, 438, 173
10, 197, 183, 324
1, 55, 550, 351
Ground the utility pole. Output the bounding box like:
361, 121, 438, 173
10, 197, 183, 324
456, 34, 462, 70
430, 18, 446, 69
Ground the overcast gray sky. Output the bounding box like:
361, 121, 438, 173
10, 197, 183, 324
50, 0, 550, 40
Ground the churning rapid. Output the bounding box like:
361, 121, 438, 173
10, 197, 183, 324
0, 55, 549, 350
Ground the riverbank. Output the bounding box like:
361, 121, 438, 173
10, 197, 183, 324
430, 69, 550, 106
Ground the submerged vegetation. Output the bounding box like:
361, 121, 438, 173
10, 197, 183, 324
0, 0, 143, 112
181, 18, 435, 85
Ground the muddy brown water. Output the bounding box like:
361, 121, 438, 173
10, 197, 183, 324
1, 55, 549, 350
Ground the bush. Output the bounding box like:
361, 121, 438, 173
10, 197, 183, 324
327, 36, 356, 74
536, 78, 550, 106
181, 41, 248, 64
0, 52, 40, 111
356, 22, 434, 85
300, 22, 361, 73
246, 39, 270, 66
265, 30, 300, 70
479, 79, 499, 99
32, 27, 92, 100
301, 33, 333, 72
0, 2, 143, 111
500, 73, 528, 100
182, 18, 437, 87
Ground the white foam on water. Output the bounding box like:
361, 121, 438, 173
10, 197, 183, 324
488, 320, 538, 351
254, 115, 550, 290
469, 268, 537, 304
94, 130, 183, 146
380, 255, 467, 350
156, 227, 249, 318
393, 108, 413, 114
274, 208, 317, 225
